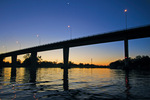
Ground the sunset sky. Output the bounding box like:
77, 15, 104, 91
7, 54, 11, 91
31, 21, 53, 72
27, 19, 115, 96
0, 0, 150, 65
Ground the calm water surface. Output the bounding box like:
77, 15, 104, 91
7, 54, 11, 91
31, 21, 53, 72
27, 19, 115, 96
0, 67, 150, 100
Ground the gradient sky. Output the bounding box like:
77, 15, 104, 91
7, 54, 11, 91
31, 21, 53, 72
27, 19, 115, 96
0, 0, 150, 65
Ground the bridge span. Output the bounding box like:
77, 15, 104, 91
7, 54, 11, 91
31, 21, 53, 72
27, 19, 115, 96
0, 25, 150, 68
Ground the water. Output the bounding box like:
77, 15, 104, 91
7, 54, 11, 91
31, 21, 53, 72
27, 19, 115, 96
0, 67, 150, 100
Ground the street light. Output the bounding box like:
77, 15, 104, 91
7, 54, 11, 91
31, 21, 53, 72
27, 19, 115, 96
16, 41, 21, 49
68, 25, 72, 39
124, 9, 127, 30
124, 9, 129, 67
2, 45, 7, 53
36, 34, 41, 45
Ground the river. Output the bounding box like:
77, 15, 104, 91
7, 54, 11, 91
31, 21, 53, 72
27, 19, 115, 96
0, 67, 150, 100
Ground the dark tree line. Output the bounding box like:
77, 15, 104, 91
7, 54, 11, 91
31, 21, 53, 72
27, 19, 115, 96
38, 61, 108, 68
2, 54, 149, 69
110, 55, 150, 70
0, 54, 108, 68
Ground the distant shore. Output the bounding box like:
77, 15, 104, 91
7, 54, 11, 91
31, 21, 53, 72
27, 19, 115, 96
1, 55, 149, 70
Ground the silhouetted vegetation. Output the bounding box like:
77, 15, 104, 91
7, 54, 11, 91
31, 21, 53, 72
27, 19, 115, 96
22, 53, 42, 67
0, 54, 108, 68
38, 61, 108, 68
110, 55, 150, 70
0, 58, 10, 67
1, 54, 150, 70
21, 54, 108, 68
0, 54, 109, 68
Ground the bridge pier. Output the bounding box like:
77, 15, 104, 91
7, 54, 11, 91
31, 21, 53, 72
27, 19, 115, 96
124, 38, 129, 69
12, 55, 17, 67
0, 57, 4, 67
29, 52, 37, 83
63, 47, 69, 91
11, 55, 17, 78
63, 47, 69, 68
31, 52, 37, 67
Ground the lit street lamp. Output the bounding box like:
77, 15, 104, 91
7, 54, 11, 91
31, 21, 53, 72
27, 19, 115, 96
2, 45, 7, 53
124, 9, 127, 30
68, 25, 72, 39
36, 34, 41, 45
124, 9, 129, 67
16, 41, 21, 49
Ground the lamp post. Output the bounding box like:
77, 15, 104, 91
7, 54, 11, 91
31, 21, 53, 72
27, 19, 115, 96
124, 9, 127, 30
124, 9, 129, 68
2, 45, 7, 53
16, 41, 21, 49
36, 34, 41, 45
68, 25, 72, 39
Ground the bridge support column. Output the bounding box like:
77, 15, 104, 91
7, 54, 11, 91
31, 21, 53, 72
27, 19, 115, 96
0, 57, 4, 67
12, 55, 17, 67
11, 55, 17, 78
63, 47, 69, 91
31, 52, 37, 67
29, 52, 37, 83
124, 38, 129, 69
63, 47, 69, 67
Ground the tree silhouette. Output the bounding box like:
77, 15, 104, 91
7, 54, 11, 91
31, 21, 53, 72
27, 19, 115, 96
22, 53, 42, 66
110, 55, 150, 70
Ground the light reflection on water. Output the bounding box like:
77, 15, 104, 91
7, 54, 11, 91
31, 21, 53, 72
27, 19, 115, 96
0, 67, 150, 100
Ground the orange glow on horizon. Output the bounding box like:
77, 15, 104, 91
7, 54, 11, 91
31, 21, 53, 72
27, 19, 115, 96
2, 46, 124, 66
2, 50, 119, 66
72, 60, 110, 66
2, 58, 111, 66
3, 57, 11, 63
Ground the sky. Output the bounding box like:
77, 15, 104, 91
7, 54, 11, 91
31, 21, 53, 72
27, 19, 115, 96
0, 0, 150, 65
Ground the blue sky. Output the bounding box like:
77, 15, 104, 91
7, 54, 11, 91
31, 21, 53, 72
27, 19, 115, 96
0, 0, 150, 65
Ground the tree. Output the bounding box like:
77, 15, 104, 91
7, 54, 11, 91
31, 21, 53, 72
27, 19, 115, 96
17, 59, 21, 65
22, 53, 42, 66
23, 53, 31, 59
109, 55, 150, 70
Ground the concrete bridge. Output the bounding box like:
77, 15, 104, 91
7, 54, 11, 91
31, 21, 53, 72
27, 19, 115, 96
0, 25, 150, 68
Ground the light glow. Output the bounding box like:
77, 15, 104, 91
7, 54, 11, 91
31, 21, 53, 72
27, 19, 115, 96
68, 25, 70, 28
37, 35, 39, 38
16, 41, 19, 44
124, 9, 127, 12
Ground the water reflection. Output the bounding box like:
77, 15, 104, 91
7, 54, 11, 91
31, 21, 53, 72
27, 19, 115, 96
63, 67, 69, 91
2, 67, 11, 85
0, 67, 150, 99
36, 68, 64, 91
0, 67, 67, 90
68, 68, 111, 90
16, 68, 27, 83
28, 67, 37, 83
125, 70, 131, 100
0, 67, 133, 92
11, 66, 16, 82
0, 67, 2, 77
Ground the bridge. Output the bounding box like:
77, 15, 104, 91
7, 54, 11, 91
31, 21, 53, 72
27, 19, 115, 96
0, 25, 150, 90
0, 25, 150, 68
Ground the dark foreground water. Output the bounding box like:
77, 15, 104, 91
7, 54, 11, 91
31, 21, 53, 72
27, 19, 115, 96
0, 67, 150, 100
